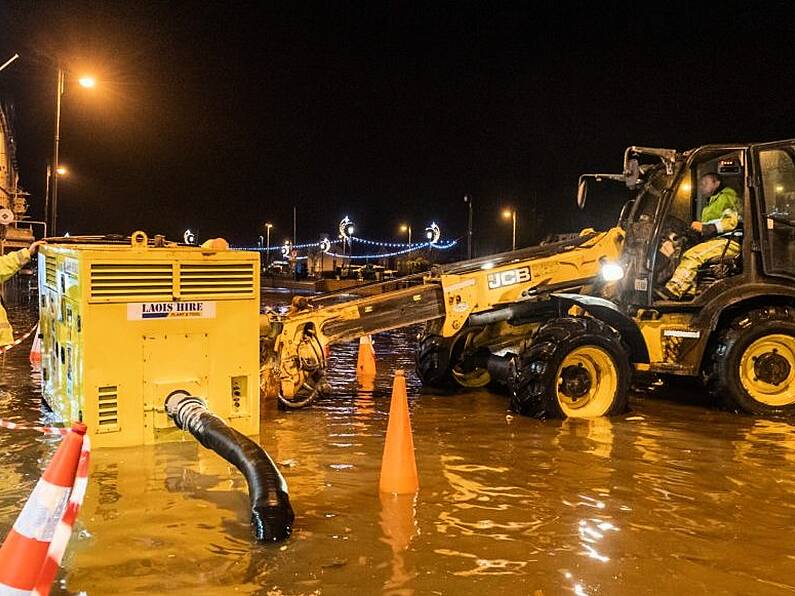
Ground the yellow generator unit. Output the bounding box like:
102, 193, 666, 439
37, 231, 260, 448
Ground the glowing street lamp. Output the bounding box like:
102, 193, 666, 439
425, 222, 441, 245
424, 222, 441, 262
400, 223, 412, 256
51, 67, 97, 236
502, 208, 517, 251
339, 216, 355, 271
339, 216, 355, 239
44, 163, 70, 237
264, 222, 273, 269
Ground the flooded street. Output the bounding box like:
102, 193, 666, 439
2, 299, 795, 595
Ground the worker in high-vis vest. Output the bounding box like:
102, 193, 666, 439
0, 241, 44, 345
657, 173, 741, 300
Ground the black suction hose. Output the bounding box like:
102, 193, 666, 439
165, 392, 294, 542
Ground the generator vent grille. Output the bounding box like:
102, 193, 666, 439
97, 385, 119, 432
179, 263, 255, 297
90, 263, 173, 299
45, 256, 57, 288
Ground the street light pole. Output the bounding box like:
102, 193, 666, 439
502, 207, 517, 251
51, 67, 64, 236
49, 68, 96, 237
464, 195, 473, 259
44, 163, 51, 236
512, 209, 517, 252
265, 223, 272, 271
401, 224, 411, 256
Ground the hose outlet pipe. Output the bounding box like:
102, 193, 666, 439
165, 390, 294, 542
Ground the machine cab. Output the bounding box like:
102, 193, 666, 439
619, 140, 795, 307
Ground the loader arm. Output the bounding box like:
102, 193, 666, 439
261, 227, 625, 406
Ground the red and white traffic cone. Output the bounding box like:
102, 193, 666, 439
0, 422, 86, 594
33, 433, 91, 596
29, 323, 41, 364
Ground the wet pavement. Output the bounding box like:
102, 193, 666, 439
2, 298, 795, 595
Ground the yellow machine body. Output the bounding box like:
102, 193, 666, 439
37, 233, 260, 448
263, 227, 626, 401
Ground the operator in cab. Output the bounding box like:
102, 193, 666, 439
0, 240, 45, 345
656, 172, 741, 300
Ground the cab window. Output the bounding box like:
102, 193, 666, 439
758, 148, 795, 276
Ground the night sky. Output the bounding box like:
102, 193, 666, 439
1, 2, 794, 256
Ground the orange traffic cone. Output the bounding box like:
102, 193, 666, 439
356, 335, 377, 379
379, 370, 419, 494
29, 323, 41, 364
0, 422, 86, 593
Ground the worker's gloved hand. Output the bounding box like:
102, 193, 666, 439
690, 220, 719, 239
29, 240, 46, 256
659, 239, 676, 258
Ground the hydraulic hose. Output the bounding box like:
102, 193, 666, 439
165, 392, 294, 542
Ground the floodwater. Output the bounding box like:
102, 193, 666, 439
2, 296, 795, 595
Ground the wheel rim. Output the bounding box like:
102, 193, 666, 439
739, 334, 795, 407
449, 329, 491, 388
451, 365, 491, 388
555, 346, 618, 417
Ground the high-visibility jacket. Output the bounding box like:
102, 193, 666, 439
701, 186, 740, 235
0, 248, 31, 345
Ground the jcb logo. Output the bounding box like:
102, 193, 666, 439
487, 267, 531, 289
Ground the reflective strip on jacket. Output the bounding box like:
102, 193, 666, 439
0, 248, 31, 345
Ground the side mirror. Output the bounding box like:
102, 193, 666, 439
625, 158, 641, 189
577, 178, 588, 209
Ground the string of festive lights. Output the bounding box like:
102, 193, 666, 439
326, 239, 458, 259
240, 235, 452, 251
349, 236, 430, 248
235, 238, 458, 258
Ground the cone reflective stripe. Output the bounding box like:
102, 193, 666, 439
0, 419, 68, 436
29, 324, 41, 364
0, 423, 86, 594
356, 335, 377, 378
379, 370, 419, 494
33, 435, 91, 596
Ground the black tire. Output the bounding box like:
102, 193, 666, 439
704, 306, 795, 416
511, 317, 631, 419
415, 333, 455, 388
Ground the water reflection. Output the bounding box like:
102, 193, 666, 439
1, 301, 795, 593
379, 492, 418, 593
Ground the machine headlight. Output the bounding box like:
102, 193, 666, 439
600, 261, 625, 282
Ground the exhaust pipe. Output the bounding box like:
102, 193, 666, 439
165, 391, 294, 542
